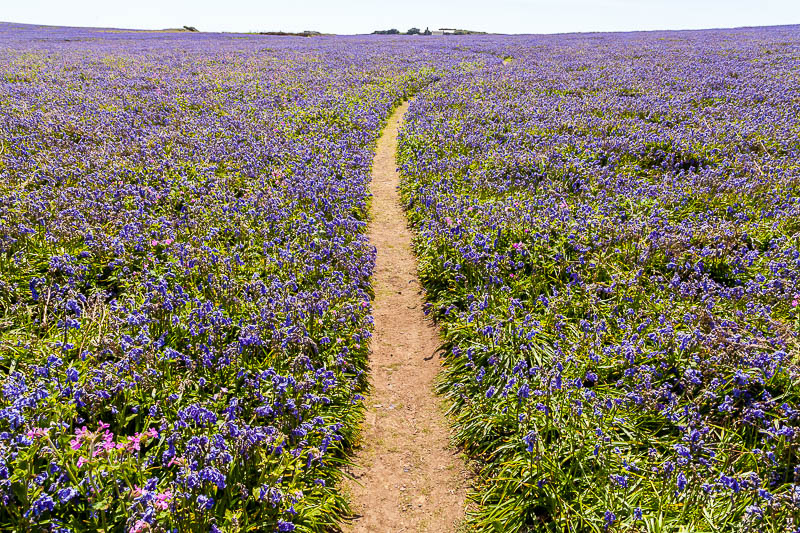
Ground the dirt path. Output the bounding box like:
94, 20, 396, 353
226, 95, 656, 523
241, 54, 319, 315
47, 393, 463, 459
344, 101, 468, 532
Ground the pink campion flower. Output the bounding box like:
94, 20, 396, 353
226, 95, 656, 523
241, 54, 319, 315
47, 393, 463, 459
154, 490, 173, 511
76, 457, 88, 468
560, 200, 568, 209
91, 424, 116, 456
70, 426, 90, 450
163, 238, 174, 246
130, 433, 144, 452
129, 519, 149, 533
131, 486, 143, 499
96, 435, 116, 455
118, 428, 160, 452
151, 239, 159, 246
792, 295, 799, 307
26, 427, 48, 439
117, 436, 136, 452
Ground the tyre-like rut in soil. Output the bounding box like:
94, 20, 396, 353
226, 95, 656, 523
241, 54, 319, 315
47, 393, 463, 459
344, 101, 468, 532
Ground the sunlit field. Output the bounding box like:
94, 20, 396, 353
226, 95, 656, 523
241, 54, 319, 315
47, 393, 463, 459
1, 21, 799, 532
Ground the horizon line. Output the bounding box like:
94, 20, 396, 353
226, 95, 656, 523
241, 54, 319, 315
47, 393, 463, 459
2, 19, 800, 38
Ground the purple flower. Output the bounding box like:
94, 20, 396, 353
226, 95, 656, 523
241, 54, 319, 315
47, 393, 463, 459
197, 495, 215, 511
26, 494, 55, 517
676, 472, 687, 492
523, 431, 537, 452
65, 368, 79, 383
57, 487, 79, 503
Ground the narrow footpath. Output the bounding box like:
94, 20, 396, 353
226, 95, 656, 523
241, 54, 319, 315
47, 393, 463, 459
344, 101, 468, 532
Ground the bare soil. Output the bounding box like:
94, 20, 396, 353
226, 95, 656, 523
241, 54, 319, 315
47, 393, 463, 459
343, 101, 468, 532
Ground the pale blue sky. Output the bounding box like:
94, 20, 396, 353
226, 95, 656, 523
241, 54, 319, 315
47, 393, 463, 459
3, 0, 799, 35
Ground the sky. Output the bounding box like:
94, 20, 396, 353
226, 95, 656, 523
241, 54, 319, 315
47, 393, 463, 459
3, 0, 800, 35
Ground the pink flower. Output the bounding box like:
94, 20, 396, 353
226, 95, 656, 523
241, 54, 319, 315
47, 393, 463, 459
76, 457, 88, 468
163, 238, 173, 246
154, 490, 173, 510
91, 425, 116, 456
792, 296, 799, 307
117, 428, 159, 452
26, 427, 48, 439
97, 438, 116, 455
70, 426, 90, 450
129, 519, 149, 533
151, 240, 159, 246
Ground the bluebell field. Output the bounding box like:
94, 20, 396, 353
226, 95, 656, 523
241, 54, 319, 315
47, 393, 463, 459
1, 20, 800, 533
